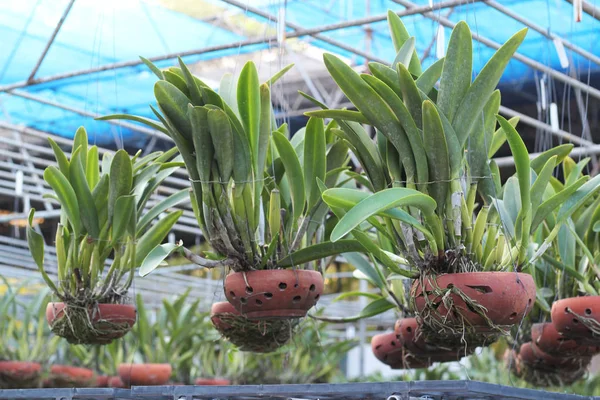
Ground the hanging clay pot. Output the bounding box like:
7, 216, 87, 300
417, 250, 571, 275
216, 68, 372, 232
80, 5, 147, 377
46, 303, 136, 345
224, 270, 323, 319
371, 332, 404, 367
118, 363, 172, 386
412, 272, 536, 328
518, 342, 590, 370
0, 361, 42, 389
551, 296, 600, 344
95, 375, 109, 387
394, 318, 464, 363
195, 377, 231, 385
210, 302, 298, 353
531, 322, 600, 357
108, 376, 126, 388
49, 365, 95, 388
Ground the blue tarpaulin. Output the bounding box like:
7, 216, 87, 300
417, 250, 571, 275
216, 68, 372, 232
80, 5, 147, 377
0, 0, 598, 147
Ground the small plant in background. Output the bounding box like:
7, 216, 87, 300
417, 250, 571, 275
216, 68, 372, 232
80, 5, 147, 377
0, 282, 60, 389
26, 127, 186, 345
103, 58, 353, 352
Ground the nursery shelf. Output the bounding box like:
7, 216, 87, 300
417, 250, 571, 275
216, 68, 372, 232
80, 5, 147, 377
0, 381, 591, 400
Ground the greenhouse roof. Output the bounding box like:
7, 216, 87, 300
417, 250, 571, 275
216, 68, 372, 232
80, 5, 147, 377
0, 0, 599, 148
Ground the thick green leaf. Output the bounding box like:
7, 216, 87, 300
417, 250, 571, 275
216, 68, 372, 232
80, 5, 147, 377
422, 100, 450, 213
257, 83, 272, 176
219, 73, 239, 117
187, 105, 214, 188
72, 127, 88, 175
208, 108, 235, 184
112, 195, 136, 244
530, 156, 557, 214
530, 144, 574, 173
47, 137, 70, 177
367, 62, 402, 98
438, 21, 472, 123
26, 210, 59, 293
237, 61, 261, 163
334, 291, 381, 301
416, 58, 444, 94
278, 240, 366, 267
471, 91, 500, 202
392, 37, 415, 69
154, 80, 193, 140
304, 118, 326, 210
136, 211, 183, 266
70, 151, 100, 238
137, 189, 189, 235
139, 242, 183, 277
488, 116, 519, 158
177, 57, 203, 106
304, 109, 369, 124
44, 166, 81, 237
387, 10, 421, 75
108, 150, 133, 222
266, 63, 294, 85
139, 56, 164, 79
453, 29, 527, 147
344, 252, 386, 290
273, 131, 305, 223
396, 63, 423, 129
86, 145, 99, 189
164, 71, 190, 98
327, 187, 437, 242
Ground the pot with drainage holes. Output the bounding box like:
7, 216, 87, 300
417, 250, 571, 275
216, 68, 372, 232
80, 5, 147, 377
551, 296, 600, 344
531, 322, 600, 357
394, 318, 467, 362
224, 270, 324, 319
411, 272, 536, 329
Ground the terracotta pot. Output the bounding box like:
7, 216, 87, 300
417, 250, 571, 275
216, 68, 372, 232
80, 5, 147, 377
46, 303, 136, 344
518, 342, 590, 370
195, 377, 231, 385
371, 332, 404, 366
551, 296, 600, 344
50, 365, 95, 387
532, 322, 600, 357
108, 376, 126, 388
210, 302, 239, 332
0, 361, 42, 389
118, 363, 172, 386
224, 270, 323, 319
394, 318, 468, 362
95, 375, 109, 387
412, 272, 536, 327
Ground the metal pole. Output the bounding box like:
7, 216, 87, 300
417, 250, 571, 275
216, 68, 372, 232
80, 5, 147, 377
564, 0, 600, 22
392, 0, 600, 101
7, 90, 170, 141
486, 0, 600, 67
27, 0, 76, 82
0, 0, 470, 93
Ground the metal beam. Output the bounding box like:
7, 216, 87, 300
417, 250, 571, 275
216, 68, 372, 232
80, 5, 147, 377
392, 0, 600, 101
0, 0, 469, 93
27, 0, 75, 82
486, 0, 600, 67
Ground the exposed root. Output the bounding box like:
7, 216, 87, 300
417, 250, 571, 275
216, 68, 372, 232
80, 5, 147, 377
566, 307, 600, 338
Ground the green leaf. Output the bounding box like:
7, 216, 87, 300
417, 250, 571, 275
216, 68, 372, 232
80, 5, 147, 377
266, 63, 294, 85
438, 21, 472, 123
387, 10, 421, 75
139, 242, 183, 277
108, 150, 133, 222
273, 131, 306, 223
154, 80, 193, 140
44, 166, 81, 237
277, 240, 366, 267
219, 73, 239, 117
311, 297, 395, 322
112, 195, 136, 244
237, 61, 261, 164
334, 291, 381, 301
304, 109, 369, 124
396, 63, 423, 129
530, 156, 557, 215
207, 108, 235, 184
137, 189, 189, 236
304, 118, 327, 210
47, 137, 70, 177
327, 187, 437, 242
488, 116, 518, 158
392, 37, 415, 69
163, 70, 190, 98
86, 145, 99, 189
344, 252, 386, 290
367, 63, 402, 98
139, 56, 164, 79
72, 127, 88, 175
422, 100, 450, 213
136, 210, 183, 267
70, 150, 100, 238
26, 210, 59, 293
530, 144, 574, 173
453, 28, 527, 147
471, 91, 500, 202
177, 57, 203, 106
416, 58, 444, 94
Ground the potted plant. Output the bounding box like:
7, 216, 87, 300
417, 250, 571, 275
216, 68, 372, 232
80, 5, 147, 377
311, 11, 600, 350
0, 283, 60, 389
26, 127, 186, 345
